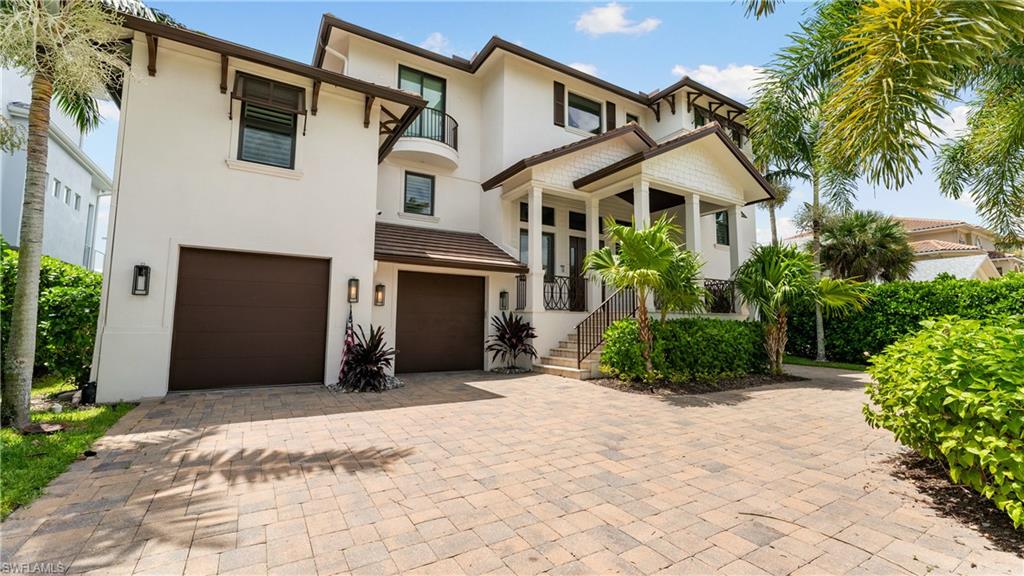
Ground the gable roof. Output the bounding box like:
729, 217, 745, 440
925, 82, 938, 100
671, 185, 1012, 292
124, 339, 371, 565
374, 222, 527, 273
910, 239, 985, 255
571, 123, 774, 202
480, 123, 657, 191
313, 15, 748, 114
897, 216, 970, 232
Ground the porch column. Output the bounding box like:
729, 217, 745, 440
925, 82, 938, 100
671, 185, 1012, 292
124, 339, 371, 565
633, 179, 651, 229
527, 186, 545, 313
685, 192, 702, 256
728, 204, 741, 273
586, 196, 602, 311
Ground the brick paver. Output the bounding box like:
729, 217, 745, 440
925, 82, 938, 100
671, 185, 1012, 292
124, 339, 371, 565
2, 366, 1021, 575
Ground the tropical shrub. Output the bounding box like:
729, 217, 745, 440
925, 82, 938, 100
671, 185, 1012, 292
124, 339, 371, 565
865, 316, 1024, 528
788, 274, 1024, 363
340, 325, 395, 392
1, 243, 102, 384
485, 312, 537, 371
601, 318, 768, 383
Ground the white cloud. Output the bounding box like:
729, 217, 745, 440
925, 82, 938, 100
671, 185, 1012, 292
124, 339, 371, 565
575, 3, 661, 37
97, 99, 119, 123
931, 104, 970, 140
670, 63, 763, 104
756, 216, 799, 245
419, 32, 451, 56
568, 63, 599, 77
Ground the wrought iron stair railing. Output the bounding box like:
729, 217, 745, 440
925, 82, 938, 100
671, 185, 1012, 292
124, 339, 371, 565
575, 287, 637, 369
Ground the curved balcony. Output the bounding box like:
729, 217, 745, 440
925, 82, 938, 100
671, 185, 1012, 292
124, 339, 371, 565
391, 108, 459, 169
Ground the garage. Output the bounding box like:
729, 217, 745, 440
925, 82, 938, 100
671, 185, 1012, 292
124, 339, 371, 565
395, 271, 485, 373
168, 248, 330, 390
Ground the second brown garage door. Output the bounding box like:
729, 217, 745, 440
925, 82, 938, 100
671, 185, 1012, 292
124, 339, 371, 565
169, 248, 329, 390
395, 271, 484, 373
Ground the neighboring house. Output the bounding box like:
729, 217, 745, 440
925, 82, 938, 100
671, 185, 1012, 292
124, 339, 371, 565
1, 69, 112, 269
785, 216, 1024, 281
92, 13, 771, 402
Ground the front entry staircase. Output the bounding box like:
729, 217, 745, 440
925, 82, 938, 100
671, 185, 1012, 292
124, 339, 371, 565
533, 286, 638, 380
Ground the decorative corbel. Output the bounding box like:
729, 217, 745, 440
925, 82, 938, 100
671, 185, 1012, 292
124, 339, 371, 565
686, 92, 700, 112
709, 101, 724, 117
219, 55, 228, 93
364, 95, 375, 128
726, 109, 741, 122
667, 94, 676, 115
311, 80, 321, 116
146, 34, 158, 76
648, 101, 661, 123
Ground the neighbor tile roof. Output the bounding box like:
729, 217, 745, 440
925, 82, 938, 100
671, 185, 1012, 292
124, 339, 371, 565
910, 239, 983, 255
374, 222, 527, 273
895, 216, 968, 232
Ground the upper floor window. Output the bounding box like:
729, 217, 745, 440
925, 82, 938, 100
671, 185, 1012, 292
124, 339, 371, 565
625, 113, 639, 125
64, 186, 72, 205
74, 194, 81, 211
569, 211, 586, 232
404, 172, 435, 215
694, 107, 708, 127
232, 73, 305, 170
52, 178, 61, 198
715, 211, 730, 245
519, 202, 554, 226
568, 93, 602, 135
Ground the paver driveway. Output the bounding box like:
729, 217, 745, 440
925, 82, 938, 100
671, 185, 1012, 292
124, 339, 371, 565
2, 366, 1020, 575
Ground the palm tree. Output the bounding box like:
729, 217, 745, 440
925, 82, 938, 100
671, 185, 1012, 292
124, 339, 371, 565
584, 215, 679, 373
734, 243, 869, 375
0, 0, 125, 428
763, 178, 793, 244
655, 249, 705, 322
742, 0, 1024, 244
821, 211, 914, 282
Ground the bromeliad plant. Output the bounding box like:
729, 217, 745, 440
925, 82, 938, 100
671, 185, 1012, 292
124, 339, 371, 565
734, 243, 868, 375
340, 325, 396, 392
485, 312, 538, 372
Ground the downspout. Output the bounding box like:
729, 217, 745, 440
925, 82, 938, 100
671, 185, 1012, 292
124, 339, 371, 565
323, 45, 348, 75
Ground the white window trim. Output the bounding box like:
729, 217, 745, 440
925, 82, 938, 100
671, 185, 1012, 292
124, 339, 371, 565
225, 159, 303, 180
226, 96, 305, 178
397, 211, 440, 223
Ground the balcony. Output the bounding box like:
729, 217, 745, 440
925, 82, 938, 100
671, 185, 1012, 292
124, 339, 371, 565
390, 108, 459, 169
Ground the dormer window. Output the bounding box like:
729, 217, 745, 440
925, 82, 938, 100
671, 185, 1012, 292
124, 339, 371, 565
694, 107, 708, 127
568, 93, 602, 135
232, 73, 306, 169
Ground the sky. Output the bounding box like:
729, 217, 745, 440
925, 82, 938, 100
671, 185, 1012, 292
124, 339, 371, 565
81, 1, 980, 246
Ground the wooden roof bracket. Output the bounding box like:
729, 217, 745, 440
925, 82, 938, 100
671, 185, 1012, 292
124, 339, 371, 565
146, 34, 158, 76
220, 55, 228, 93
667, 94, 676, 115
311, 80, 321, 116
648, 101, 661, 122
379, 105, 400, 135
364, 95, 375, 128
726, 109, 741, 122
709, 101, 724, 117
686, 92, 699, 112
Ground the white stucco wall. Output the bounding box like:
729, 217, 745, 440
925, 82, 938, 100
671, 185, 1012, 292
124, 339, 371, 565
93, 35, 382, 402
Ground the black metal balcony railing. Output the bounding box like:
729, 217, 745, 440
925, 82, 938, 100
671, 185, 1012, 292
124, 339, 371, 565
404, 107, 458, 150
704, 278, 737, 314
544, 276, 587, 312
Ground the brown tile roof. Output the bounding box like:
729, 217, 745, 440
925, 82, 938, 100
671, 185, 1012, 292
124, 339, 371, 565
480, 123, 657, 191
895, 217, 968, 232
910, 239, 984, 255
374, 222, 527, 273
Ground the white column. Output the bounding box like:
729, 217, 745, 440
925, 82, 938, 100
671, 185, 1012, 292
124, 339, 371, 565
633, 179, 651, 229
586, 196, 602, 311
728, 204, 741, 273
685, 192, 702, 256
527, 186, 545, 313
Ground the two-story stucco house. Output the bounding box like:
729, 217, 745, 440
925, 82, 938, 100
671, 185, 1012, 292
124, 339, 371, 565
92, 13, 772, 402
1, 69, 111, 269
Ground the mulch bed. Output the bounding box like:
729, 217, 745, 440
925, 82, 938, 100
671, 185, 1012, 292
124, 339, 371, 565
590, 373, 806, 396
887, 452, 1024, 555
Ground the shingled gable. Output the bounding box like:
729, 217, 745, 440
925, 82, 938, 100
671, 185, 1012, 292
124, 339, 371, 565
479, 123, 657, 191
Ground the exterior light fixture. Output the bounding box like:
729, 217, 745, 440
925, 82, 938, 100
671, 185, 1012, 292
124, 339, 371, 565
499, 290, 509, 311
132, 264, 150, 295
347, 278, 359, 303
374, 283, 385, 306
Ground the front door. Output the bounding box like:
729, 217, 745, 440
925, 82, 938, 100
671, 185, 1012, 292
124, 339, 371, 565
569, 236, 587, 311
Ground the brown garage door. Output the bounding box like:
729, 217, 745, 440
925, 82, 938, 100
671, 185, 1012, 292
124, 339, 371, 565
395, 271, 484, 373
169, 248, 329, 390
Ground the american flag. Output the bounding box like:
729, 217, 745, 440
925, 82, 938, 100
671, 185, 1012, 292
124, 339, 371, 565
338, 308, 356, 385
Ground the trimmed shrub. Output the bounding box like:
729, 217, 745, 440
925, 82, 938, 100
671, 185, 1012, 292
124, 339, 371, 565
865, 316, 1024, 528
602, 317, 768, 382
1, 245, 102, 383
788, 274, 1024, 363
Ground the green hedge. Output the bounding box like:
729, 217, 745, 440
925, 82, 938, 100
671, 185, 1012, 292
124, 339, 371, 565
601, 317, 768, 382
788, 274, 1024, 363
1, 245, 102, 384
865, 316, 1024, 528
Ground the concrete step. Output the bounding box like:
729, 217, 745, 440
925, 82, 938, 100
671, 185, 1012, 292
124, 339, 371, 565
532, 363, 595, 380
539, 355, 599, 369
549, 346, 603, 359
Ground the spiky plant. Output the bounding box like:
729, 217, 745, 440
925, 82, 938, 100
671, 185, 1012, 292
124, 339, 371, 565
485, 313, 538, 371
341, 326, 396, 393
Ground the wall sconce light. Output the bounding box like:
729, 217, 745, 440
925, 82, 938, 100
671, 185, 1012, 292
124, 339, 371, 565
499, 290, 509, 311
374, 283, 386, 306
347, 278, 359, 303
132, 264, 150, 295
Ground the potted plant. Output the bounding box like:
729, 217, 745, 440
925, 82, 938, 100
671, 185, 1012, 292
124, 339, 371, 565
485, 312, 538, 373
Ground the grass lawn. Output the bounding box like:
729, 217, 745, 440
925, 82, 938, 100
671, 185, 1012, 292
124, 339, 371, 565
0, 378, 134, 519
784, 354, 867, 372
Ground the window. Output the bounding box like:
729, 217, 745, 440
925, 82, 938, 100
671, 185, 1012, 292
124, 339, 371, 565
715, 211, 730, 245
730, 127, 744, 147
542, 232, 555, 281
399, 66, 446, 141
64, 186, 72, 205
74, 194, 81, 211
403, 172, 435, 215
232, 73, 305, 170
568, 93, 602, 135
625, 113, 639, 125
52, 178, 61, 198
519, 229, 529, 264
694, 107, 708, 127
518, 202, 554, 226
569, 211, 586, 232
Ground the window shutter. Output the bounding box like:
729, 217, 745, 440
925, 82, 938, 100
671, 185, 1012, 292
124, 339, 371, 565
606, 102, 616, 130
553, 81, 565, 127
232, 72, 307, 115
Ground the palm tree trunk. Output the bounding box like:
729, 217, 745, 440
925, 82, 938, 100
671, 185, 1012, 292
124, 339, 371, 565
811, 173, 826, 361
769, 204, 778, 244
1, 73, 52, 429
636, 288, 653, 374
